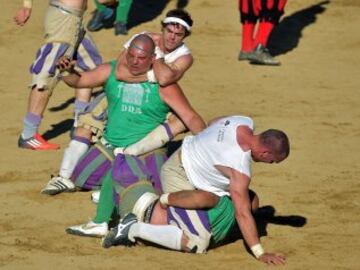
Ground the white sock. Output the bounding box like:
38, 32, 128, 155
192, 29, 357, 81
128, 222, 182, 251
59, 140, 89, 179
124, 124, 171, 156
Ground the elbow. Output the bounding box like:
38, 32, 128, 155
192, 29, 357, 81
157, 74, 175, 87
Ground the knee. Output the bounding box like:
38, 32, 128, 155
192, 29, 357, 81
74, 126, 92, 139
182, 232, 210, 254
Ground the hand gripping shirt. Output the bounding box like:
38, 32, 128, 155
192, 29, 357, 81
181, 116, 254, 196
103, 61, 170, 147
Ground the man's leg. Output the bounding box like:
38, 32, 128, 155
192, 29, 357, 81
73, 89, 91, 127
41, 91, 108, 195
19, 89, 60, 150
238, 0, 258, 61
103, 206, 211, 253
41, 138, 113, 195
114, 0, 133, 35
40, 130, 92, 195
18, 41, 72, 150
59, 130, 91, 179
103, 217, 184, 250
66, 154, 159, 237
73, 32, 103, 126
66, 170, 115, 237
250, 0, 287, 65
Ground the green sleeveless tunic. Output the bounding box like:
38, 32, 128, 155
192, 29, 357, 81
208, 196, 237, 244
103, 60, 170, 147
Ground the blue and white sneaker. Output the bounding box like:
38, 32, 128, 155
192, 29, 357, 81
102, 213, 137, 248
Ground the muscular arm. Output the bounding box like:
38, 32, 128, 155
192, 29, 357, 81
228, 168, 286, 265
160, 83, 206, 135
228, 169, 260, 248
153, 54, 193, 86
62, 63, 111, 89
166, 190, 219, 209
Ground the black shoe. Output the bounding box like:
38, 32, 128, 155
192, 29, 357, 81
87, 8, 114, 32
102, 213, 137, 248
114, 21, 128, 36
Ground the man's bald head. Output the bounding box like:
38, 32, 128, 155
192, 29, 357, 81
129, 34, 156, 56
127, 34, 156, 76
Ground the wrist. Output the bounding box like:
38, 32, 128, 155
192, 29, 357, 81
250, 243, 265, 259
23, 0, 32, 8
159, 193, 170, 206
155, 46, 165, 60
147, 69, 157, 83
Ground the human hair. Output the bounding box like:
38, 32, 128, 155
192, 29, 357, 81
161, 9, 193, 37
259, 129, 290, 159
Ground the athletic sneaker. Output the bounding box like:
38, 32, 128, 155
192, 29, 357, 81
87, 8, 114, 32
238, 50, 256, 61
18, 133, 60, 150
41, 175, 76, 195
114, 21, 128, 36
91, 190, 101, 204
250, 44, 280, 66
66, 221, 108, 238
102, 213, 137, 248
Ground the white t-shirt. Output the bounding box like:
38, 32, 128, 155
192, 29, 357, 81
123, 32, 191, 64
181, 116, 254, 196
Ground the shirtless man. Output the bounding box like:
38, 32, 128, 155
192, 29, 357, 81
14, 0, 102, 150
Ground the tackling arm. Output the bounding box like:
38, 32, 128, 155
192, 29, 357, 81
58, 57, 111, 89
153, 54, 193, 86
160, 190, 219, 209
229, 169, 286, 265
160, 83, 206, 135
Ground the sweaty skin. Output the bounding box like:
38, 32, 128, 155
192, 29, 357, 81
55, 0, 88, 10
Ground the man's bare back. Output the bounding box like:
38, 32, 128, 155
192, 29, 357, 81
58, 0, 88, 10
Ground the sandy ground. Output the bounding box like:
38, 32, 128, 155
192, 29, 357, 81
0, 0, 359, 269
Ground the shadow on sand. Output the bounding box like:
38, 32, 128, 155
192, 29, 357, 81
127, 0, 189, 30
214, 205, 307, 253
268, 1, 330, 56
86, 0, 189, 32
43, 90, 104, 139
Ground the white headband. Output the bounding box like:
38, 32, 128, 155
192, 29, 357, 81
162, 17, 191, 31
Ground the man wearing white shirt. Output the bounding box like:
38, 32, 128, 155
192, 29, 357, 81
159, 115, 290, 265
